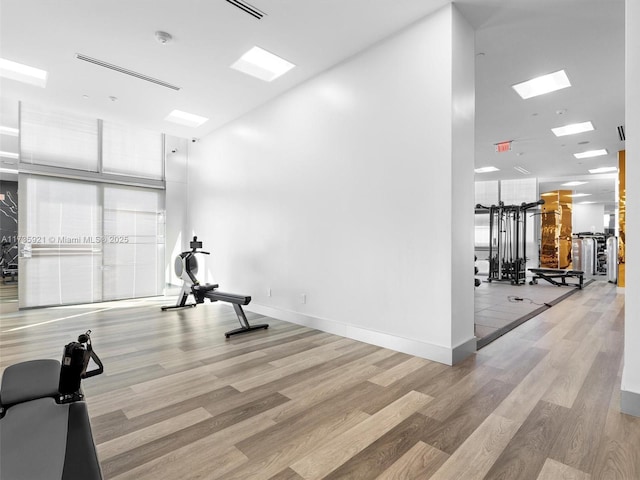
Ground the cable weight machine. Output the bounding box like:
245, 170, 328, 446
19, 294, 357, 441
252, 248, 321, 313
476, 199, 544, 285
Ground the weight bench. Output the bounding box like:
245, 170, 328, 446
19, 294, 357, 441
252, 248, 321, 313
2, 264, 17, 284
0, 333, 104, 480
528, 268, 584, 289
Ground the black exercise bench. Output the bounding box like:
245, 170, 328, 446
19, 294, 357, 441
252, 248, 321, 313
529, 268, 584, 289
2, 264, 17, 284
0, 332, 104, 480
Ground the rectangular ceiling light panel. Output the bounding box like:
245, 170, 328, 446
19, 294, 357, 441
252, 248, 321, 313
474, 166, 500, 173
0, 57, 47, 87
561, 181, 588, 186
512, 69, 571, 99
589, 167, 617, 174
231, 46, 295, 82
568, 193, 591, 197
164, 110, 209, 128
574, 149, 607, 159
552, 121, 594, 137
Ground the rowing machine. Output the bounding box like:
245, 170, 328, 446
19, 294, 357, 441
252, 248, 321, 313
161, 236, 269, 338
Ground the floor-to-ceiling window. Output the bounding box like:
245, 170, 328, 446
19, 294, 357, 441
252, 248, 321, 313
17, 103, 165, 308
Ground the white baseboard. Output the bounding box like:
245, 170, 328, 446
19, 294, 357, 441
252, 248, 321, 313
246, 303, 475, 366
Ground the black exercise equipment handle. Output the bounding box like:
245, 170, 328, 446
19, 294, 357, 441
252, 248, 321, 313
520, 199, 545, 210
78, 330, 104, 379
180, 236, 210, 255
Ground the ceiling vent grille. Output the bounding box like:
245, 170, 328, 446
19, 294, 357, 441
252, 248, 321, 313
618, 125, 625, 141
225, 0, 265, 19
75, 53, 181, 91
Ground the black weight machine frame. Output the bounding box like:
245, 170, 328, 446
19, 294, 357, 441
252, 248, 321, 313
161, 236, 268, 338
476, 199, 544, 285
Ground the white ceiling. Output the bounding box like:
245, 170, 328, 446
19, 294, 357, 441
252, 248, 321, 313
0, 0, 626, 212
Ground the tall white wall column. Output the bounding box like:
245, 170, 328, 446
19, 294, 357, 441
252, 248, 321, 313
187, 5, 475, 365
622, 0, 640, 416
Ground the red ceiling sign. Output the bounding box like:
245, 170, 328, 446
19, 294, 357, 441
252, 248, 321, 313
496, 141, 512, 153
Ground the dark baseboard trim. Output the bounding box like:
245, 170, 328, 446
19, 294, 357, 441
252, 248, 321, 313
476, 279, 594, 349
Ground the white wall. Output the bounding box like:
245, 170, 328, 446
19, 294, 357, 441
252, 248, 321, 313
164, 136, 189, 289
573, 203, 605, 233
623, 0, 640, 415
450, 6, 476, 350
187, 5, 475, 364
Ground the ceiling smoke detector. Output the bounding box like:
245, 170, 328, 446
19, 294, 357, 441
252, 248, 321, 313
155, 31, 173, 45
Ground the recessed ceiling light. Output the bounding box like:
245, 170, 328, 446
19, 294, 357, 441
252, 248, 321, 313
0, 126, 19, 136
230, 46, 295, 82
551, 121, 594, 137
561, 181, 588, 186
568, 193, 591, 198
578, 201, 595, 205
512, 69, 571, 99
0, 57, 48, 87
164, 110, 209, 128
0, 151, 19, 160
474, 166, 499, 173
589, 167, 618, 174
574, 149, 607, 159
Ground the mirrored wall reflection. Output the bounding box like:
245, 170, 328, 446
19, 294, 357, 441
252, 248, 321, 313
0, 99, 20, 310
0, 180, 19, 306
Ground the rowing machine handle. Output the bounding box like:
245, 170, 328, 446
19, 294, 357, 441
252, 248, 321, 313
58, 330, 104, 395
82, 331, 104, 379
189, 236, 210, 254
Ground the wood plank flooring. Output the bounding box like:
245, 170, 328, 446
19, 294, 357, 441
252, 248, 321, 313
1, 280, 639, 479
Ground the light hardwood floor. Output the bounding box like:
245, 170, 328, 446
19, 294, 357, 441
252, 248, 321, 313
0, 280, 638, 479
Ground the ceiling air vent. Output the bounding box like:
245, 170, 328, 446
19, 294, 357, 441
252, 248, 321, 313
225, 0, 265, 19
75, 54, 181, 91
618, 125, 625, 141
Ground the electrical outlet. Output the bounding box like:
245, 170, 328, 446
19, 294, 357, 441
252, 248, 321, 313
267, 288, 271, 297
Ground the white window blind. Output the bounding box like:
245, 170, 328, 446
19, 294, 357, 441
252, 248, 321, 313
19, 175, 102, 308
18, 176, 165, 307
500, 178, 537, 204
102, 185, 164, 300
102, 121, 163, 180
20, 104, 99, 171
475, 180, 499, 207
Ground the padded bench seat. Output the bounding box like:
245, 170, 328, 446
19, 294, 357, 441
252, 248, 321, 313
0, 359, 103, 480
0, 359, 60, 407
1, 397, 102, 480
528, 268, 584, 289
